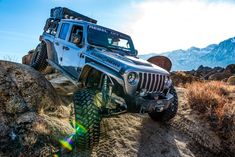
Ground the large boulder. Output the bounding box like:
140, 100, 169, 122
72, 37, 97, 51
171, 71, 200, 86
227, 76, 235, 85
0, 61, 60, 114
195, 65, 225, 80
0, 61, 73, 156
208, 72, 232, 81
45, 73, 79, 106
225, 64, 235, 74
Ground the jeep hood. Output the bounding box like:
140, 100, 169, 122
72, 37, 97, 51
86, 49, 169, 75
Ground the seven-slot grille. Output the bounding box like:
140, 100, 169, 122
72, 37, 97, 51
137, 73, 166, 93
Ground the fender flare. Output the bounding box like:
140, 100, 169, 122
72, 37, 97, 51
41, 39, 59, 64
79, 62, 124, 86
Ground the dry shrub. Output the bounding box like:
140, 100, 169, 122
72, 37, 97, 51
186, 81, 235, 152
186, 81, 229, 113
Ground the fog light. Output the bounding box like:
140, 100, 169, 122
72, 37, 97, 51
164, 77, 172, 88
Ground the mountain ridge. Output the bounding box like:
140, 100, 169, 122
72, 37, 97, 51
139, 37, 235, 71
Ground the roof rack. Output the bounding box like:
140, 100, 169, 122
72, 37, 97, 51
50, 7, 97, 24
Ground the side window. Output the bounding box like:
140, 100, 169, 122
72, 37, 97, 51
69, 25, 83, 47
59, 23, 70, 40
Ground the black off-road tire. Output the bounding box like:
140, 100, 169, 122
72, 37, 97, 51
73, 89, 101, 151
30, 42, 48, 71
148, 86, 178, 122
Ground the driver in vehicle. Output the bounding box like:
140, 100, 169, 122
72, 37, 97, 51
71, 27, 83, 46
111, 37, 120, 46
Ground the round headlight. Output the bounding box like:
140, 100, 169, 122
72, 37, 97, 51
164, 77, 172, 88
127, 72, 137, 85
164, 77, 169, 84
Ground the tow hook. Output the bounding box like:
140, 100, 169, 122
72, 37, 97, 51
138, 93, 174, 113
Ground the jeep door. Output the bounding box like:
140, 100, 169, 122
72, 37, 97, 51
54, 22, 70, 65
62, 24, 85, 70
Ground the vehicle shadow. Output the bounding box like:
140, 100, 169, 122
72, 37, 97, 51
137, 117, 182, 157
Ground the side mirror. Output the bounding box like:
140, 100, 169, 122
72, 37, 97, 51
147, 56, 172, 72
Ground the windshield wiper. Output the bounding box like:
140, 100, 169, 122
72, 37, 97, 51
105, 47, 114, 52
108, 46, 126, 52
89, 44, 114, 52
108, 46, 130, 55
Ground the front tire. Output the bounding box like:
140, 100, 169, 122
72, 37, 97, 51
30, 42, 48, 71
148, 86, 178, 122
73, 89, 101, 151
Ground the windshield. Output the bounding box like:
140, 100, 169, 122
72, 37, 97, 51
87, 25, 135, 54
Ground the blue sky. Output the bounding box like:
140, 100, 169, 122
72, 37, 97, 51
1, 0, 235, 61
0, 0, 140, 61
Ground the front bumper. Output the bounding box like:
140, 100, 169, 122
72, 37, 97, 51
136, 92, 174, 113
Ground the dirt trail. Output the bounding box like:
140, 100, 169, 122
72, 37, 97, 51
90, 88, 225, 157
48, 74, 233, 157
1, 63, 233, 156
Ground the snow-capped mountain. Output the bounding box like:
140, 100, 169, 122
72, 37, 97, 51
139, 37, 235, 71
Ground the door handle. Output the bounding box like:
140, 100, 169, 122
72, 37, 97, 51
80, 53, 84, 58
55, 42, 59, 46
63, 46, 70, 51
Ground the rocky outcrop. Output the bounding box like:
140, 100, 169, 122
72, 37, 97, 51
0, 61, 73, 157
195, 65, 225, 80
45, 73, 79, 106
228, 76, 235, 85
208, 72, 231, 81
171, 64, 235, 86
171, 71, 200, 86
225, 64, 235, 74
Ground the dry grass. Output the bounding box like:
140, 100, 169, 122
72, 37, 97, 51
187, 81, 230, 113
186, 81, 235, 151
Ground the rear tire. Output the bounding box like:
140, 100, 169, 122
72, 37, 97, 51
30, 42, 48, 71
148, 86, 178, 122
73, 88, 101, 151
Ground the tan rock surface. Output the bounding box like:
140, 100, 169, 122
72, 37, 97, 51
0, 61, 73, 157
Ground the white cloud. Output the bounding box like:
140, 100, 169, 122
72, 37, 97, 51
122, 0, 235, 54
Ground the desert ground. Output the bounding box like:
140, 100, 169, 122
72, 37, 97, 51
0, 61, 234, 157
91, 87, 231, 157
